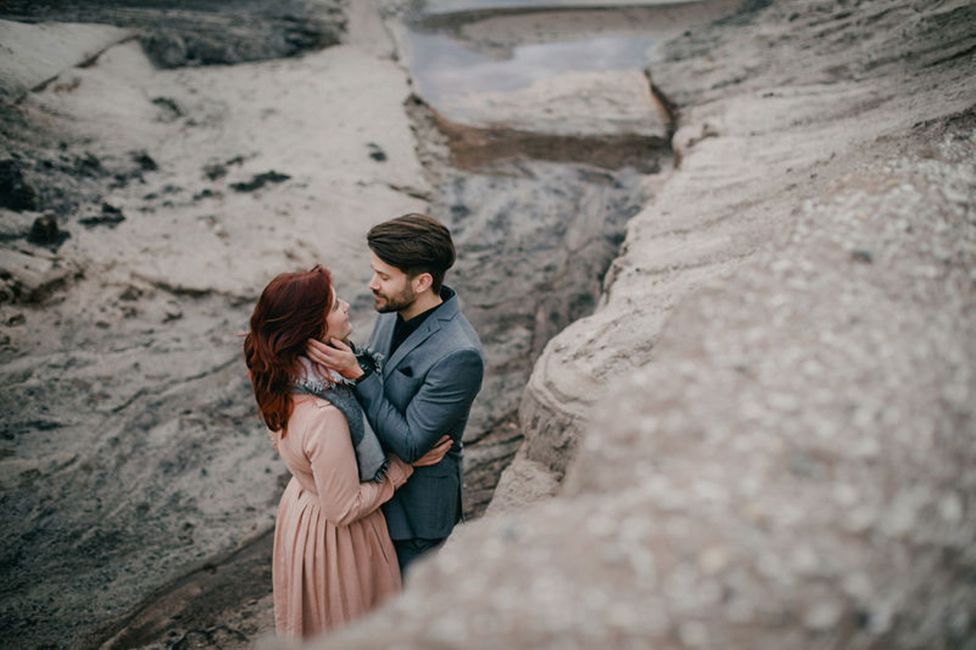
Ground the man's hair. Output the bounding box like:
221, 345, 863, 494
367, 213, 456, 292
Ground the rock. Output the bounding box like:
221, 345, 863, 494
0, 159, 38, 211
0, 1, 346, 70
72, 152, 105, 178
163, 300, 183, 323
151, 96, 184, 123
0, 19, 135, 103
441, 69, 668, 141
202, 156, 245, 181
367, 142, 388, 162
78, 203, 125, 228
27, 214, 69, 248
141, 31, 190, 69
320, 0, 976, 648
230, 171, 291, 193
0, 209, 38, 241
131, 150, 159, 172
0, 248, 78, 303
516, 0, 976, 484
192, 188, 218, 201
483, 450, 558, 516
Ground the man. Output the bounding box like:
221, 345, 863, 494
306, 213, 484, 573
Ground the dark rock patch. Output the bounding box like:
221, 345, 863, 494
367, 142, 388, 162
203, 164, 228, 181
79, 203, 125, 228
72, 152, 105, 179
202, 155, 244, 181
131, 150, 158, 172
27, 214, 70, 249
0, 0, 346, 69
0, 159, 38, 211
151, 97, 183, 123
192, 188, 219, 201
230, 171, 290, 193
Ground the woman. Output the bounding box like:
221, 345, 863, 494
243, 265, 450, 640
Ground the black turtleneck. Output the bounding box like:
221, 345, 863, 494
390, 302, 441, 356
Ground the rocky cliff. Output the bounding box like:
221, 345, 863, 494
321, 0, 976, 646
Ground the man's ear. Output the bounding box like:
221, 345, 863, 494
412, 272, 434, 294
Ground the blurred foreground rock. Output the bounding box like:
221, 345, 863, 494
319, 0, 976, 647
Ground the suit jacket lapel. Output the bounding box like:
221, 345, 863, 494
372, 289, 462, 378
382, 315, 445, 379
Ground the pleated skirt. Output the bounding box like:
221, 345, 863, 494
272, 476, 402, 640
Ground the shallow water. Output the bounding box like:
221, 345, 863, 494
401, 0, 740, 126
419, 0, 708, 14
407, 31, 657, 109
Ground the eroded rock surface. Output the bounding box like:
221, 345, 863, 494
319, 0, 976, 647
0, 5, 428, 646
0, 1, 345, 69
0, 19, 135, 104
508, 0, 976, 494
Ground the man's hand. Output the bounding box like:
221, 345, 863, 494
305, 338, 363, 380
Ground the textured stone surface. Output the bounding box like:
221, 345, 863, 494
0, 7, 428, 646
315, 0, 976, 647
484, 449, 559, 515
439, 69, 667, 139
0, 19, 134, 104
514, 0, 976, 484
0, 1, 345, 69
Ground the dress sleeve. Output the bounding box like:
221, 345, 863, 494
303, 403, 413, 527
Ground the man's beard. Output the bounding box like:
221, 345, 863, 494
374, 285, 416, 313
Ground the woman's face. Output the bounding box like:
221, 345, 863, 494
323, 292, 352, 341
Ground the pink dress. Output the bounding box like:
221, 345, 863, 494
271, 395, 412, 640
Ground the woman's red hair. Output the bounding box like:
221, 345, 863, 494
243, 265, 333, 436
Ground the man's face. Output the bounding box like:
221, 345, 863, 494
367, 252, 416, 313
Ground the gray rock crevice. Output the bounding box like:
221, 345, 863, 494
391, 4, 672, 515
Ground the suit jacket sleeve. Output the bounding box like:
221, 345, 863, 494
355, 347, 484, 463
304, 405, 413, 526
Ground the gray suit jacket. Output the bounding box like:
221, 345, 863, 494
354, 286, 484, 541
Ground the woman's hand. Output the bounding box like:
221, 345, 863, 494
411, 435, 453, 467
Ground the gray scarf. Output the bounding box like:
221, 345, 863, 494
293, 357, 388, 483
